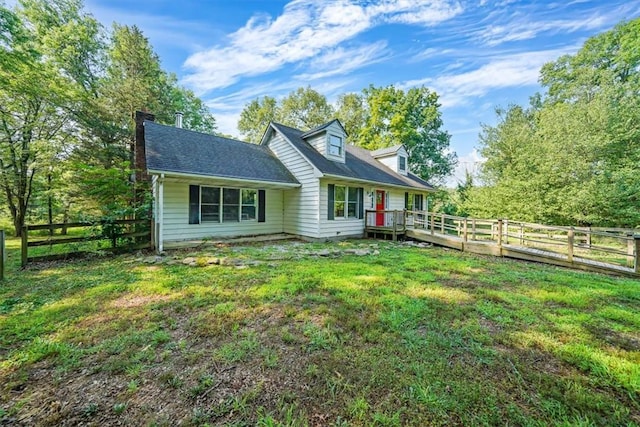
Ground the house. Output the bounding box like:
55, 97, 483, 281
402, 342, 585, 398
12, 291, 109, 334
136, 111, 433, 251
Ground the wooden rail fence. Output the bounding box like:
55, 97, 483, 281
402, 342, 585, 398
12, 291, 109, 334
366, 210, 639, 278
21, 219, 151, 267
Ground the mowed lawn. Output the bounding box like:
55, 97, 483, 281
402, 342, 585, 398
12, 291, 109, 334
0, 239, 638, 426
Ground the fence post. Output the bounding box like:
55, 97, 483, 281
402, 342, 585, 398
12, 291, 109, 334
0, 230, 5, 281
567, 227, 574, 263
627, 234, 635, 268
634, 235, 640, 273
430, 213, 435, 236
586, 227, 592, 248
21, 226, 28, 268
440, 214, 445, 234
392, 211, 398, 241
497, 220, 503, 249
471, 219, 476, 241
463, 218, 468, 242
519, 224, 524, 245
504, 220, 509, 244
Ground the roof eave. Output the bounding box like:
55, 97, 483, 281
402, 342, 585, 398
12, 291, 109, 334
322, 173, 434, 192
147, 169, 301, 188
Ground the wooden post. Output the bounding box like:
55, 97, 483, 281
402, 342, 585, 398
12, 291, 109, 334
430, 213, 435, 236
463, 218, 468, 242
586, 227, 592, 248
497, 220, 503, 248
504, 220, 509, 244
392, 210, 398, 241
519, 224, 524, 245
471, 219, 476, 241
440, 214, 445, 234
633, 235, 640, 273
567, 227, 574, 263
0, 230, 5, 281
21, 225, 28, 268
627, 234, 635, 268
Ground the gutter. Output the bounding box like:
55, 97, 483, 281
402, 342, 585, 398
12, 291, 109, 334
147, 169, 301, 188
322, 173, 434, 192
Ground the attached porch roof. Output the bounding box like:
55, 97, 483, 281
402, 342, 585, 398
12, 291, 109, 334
268, 122, 433, 191
144, 121, 299, 186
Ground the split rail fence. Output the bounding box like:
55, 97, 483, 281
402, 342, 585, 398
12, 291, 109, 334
21, 219, 151, 267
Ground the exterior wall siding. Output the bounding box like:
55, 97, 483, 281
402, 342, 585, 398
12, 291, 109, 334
161, 180, 285, 242
318, 179, 409, 239
266, 133, 320, 238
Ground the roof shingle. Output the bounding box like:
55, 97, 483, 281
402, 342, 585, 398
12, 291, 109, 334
269, 122, 432, 190
144, 121, 299, 185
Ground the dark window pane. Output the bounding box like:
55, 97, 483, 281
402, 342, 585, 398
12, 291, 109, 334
242, 189, 256, 205
223, 188, 240, 204
335, 185, 345, 202
348, 187, 358, 202
223, 205, 239, 222
201, 205, 219, 222
335, 201, 345, 218
347, 202, 357, 218
201, 187, 220, 203
242, 206, 256, 220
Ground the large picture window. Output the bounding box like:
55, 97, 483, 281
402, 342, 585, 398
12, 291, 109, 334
331, 185, 362, 220
189, 186, 262, 223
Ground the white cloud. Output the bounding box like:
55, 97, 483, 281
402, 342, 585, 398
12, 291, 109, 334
446, 148, 485, 188
182, 0, 463, 94
402, 47, 576, 108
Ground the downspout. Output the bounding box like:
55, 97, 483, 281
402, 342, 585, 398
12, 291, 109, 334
158, 173, 165, 253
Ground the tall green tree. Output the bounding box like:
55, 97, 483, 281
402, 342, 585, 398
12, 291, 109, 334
335, 92, 366, 143
238, 96, 277, 143
0, 2, 79, 236
466, 18, 640, 227
357, 85, 456, 184
237, 87, 334, 143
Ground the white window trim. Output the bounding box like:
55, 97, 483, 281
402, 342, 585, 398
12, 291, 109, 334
327, 134, 344, 157
199, 186, 258, 223
333, 185, 361, 220
399, 155, 407, 172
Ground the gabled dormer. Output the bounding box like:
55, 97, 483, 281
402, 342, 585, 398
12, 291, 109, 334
300, 119, 347, 164
371, 144, 409, 176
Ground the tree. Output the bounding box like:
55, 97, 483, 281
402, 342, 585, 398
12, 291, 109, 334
238, 96, 277, 143
278, 86, 334, 130
357, 85, 456, 184
466, 18, 640, 227
237, 87, 333, 142
0, 2, 79, 236
335, 92, 366, 144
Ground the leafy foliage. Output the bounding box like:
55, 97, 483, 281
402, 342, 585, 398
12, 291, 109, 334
465, 18, 640, 227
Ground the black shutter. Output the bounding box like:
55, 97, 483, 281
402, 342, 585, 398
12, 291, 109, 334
328, 184, 335, 220
357, 187, 364, 219
258, 190, 266, 222
404, 192, 409, 210
189, 185, 200, 224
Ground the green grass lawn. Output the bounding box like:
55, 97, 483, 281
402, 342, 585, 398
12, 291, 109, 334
1, 238, 639, 426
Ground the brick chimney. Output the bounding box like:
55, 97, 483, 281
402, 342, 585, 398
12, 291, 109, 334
134, 110, 155, 184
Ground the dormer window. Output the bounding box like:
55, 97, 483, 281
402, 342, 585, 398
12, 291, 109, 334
399, 156, 407, 172
328, 135, 343, 156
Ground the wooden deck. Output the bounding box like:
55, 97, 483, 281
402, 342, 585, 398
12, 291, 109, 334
398, 212, 640, 279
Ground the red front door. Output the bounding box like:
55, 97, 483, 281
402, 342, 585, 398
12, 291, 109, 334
376, 190, 385, 226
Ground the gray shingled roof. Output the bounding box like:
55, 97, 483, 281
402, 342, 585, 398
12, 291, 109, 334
144, 121, 299, 185
300, 119, 347, 139
269, 122, 433, 190
371, 144, 404, 158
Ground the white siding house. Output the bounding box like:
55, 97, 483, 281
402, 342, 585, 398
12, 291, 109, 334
139, 114, 433, 250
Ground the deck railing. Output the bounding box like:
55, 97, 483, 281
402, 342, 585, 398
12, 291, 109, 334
406, 211, 640, 273
364, 209, 406, 240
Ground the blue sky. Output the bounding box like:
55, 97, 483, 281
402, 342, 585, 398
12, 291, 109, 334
83, 0, 640, 183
